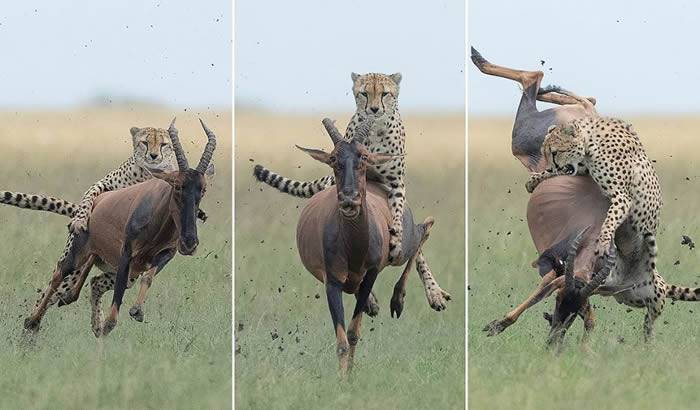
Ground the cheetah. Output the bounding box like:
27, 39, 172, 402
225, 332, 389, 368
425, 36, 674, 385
1, 124, 208, 330
254, 72, 450, 312
526, 116, 670, 340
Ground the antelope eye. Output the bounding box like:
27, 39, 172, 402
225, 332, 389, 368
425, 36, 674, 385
329, 155, 336, 163
360, 154, 368, 162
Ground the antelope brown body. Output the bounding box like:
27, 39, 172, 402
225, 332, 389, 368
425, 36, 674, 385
24, 118, 217, 336
295, 118, 434, 375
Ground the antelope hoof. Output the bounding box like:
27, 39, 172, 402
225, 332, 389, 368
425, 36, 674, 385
101, 318, 117, 337
364, 294, 379, 317
483, 318, 511, 337
390, 290, 405, 318
426, 287, 451, 312
23, 317, 40, 333
129, 306, 145, 322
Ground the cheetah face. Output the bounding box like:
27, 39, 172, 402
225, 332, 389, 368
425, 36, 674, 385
543, 124, 585, 176
131, 127, 177, 172
351, 72, 401, 117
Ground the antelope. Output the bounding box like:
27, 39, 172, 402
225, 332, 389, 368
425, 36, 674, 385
23, 118, 216, 336
296, 117, 434, 375
472, 48, 700, 346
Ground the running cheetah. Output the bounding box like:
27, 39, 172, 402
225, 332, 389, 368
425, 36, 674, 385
526, 116, 668, 340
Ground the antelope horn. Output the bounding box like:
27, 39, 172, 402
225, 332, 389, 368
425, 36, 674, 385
196, 119, 217, 173
565, 226, 590, 293
168, 118, 189, 170
580, 245, 616, 298
322, 118, 344, 145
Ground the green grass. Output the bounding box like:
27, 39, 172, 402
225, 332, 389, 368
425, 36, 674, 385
469, 117, 700, 409
0, 111, 232, 409
235, 113, 465, 409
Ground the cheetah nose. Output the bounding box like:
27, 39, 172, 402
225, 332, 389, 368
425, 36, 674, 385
149, 153, 159, 160
370, 107, 379, 114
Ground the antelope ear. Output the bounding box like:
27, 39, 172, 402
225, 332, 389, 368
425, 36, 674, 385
295, 145, 332, 164
130, 127, 141, 137
351, 72, 360, 83
390, 73, 402, 85
369, 152, 402, 165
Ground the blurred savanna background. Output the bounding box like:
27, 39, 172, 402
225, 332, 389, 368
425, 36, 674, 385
470, 1, 700, 408
0, 1, 231, 408
235, 0, 465, 407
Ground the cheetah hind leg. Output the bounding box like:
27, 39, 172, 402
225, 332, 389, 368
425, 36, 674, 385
388, 194, 406, 263
90, 272, 115, 337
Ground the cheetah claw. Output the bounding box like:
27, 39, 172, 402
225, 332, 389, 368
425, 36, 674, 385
426, 287, 451, 312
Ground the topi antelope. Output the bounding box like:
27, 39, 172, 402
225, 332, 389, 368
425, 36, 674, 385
24, 118, 216, 336
295, 117, 434, 375
473, 48, 700, 345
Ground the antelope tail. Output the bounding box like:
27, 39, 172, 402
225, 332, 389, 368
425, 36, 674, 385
253, 165, 334, 198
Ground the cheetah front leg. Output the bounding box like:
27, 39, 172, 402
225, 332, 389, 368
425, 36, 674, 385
525, 170, 556, 193
388, 184, 407, 263
415, 251, 451, 311
595, 192, 631, 257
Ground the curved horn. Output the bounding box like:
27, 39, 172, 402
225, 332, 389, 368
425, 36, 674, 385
322, 118, 343, 145
580, 245, 616, 298
168, 118, 189, 170
565, 226, 590, 293
196, 119, 217, 173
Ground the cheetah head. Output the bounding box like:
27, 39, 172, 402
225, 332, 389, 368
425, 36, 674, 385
131, 126, 177, 172
542, 123, 585, 176
351, 72, 401, 117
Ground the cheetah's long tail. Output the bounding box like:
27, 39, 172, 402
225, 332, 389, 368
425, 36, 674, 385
0, 191, 77, 217
253, 164, 334, 198
666, 283, 700, 301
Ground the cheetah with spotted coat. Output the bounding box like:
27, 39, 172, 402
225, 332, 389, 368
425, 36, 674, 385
526, 116, 675, 340
254, 72, 450, 312
1, 125, 207, 331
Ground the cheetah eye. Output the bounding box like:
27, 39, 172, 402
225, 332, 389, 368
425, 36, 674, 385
551, 150, 558, 157
140, 141, 148, 147
359, 91, 368, 98
160, 143, 168, 148
382, 92, 389, 97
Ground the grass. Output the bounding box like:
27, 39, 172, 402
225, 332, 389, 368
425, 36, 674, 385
0, 110, 232, 409
235, 112, 465, 409
469, 116, 700, 409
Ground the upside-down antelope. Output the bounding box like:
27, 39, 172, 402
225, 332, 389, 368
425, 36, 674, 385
24, 118, 217, 336
295, 117, 435, 375
472, 47, 700, 346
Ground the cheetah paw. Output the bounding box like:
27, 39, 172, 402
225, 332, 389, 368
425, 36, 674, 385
68, 217, 89, 234
129, 306, 145, 322
388, 234, 403, 262
426, 286, 451, 312
525, 178, 540, 193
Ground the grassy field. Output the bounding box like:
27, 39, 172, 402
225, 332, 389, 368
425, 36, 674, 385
0, 109, 232, 409
469, 116, 700, 409
235, 112, 465, 408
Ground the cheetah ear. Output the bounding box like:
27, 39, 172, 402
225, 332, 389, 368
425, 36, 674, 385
390, 73, 402, 85
546, 125, 557, 134
351, 72, 360, 83
562, 125, 575, 136
369, 152, 402, 165
130, 127, 141, 137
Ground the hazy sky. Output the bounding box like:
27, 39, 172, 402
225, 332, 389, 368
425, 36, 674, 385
235, 0, 465, 113
0, 1, 231, 109
469, 0, 700, 115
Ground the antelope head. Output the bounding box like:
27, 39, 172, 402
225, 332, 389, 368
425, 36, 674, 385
545, 227, 616, 346
296, 117, 397, 219
152, 118, 217, 255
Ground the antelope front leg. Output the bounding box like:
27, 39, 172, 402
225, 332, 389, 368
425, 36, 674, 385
483, 272, 564, 336
129, 267, 157, 322
325, 279, 349, 377
348, 268, 379, 372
